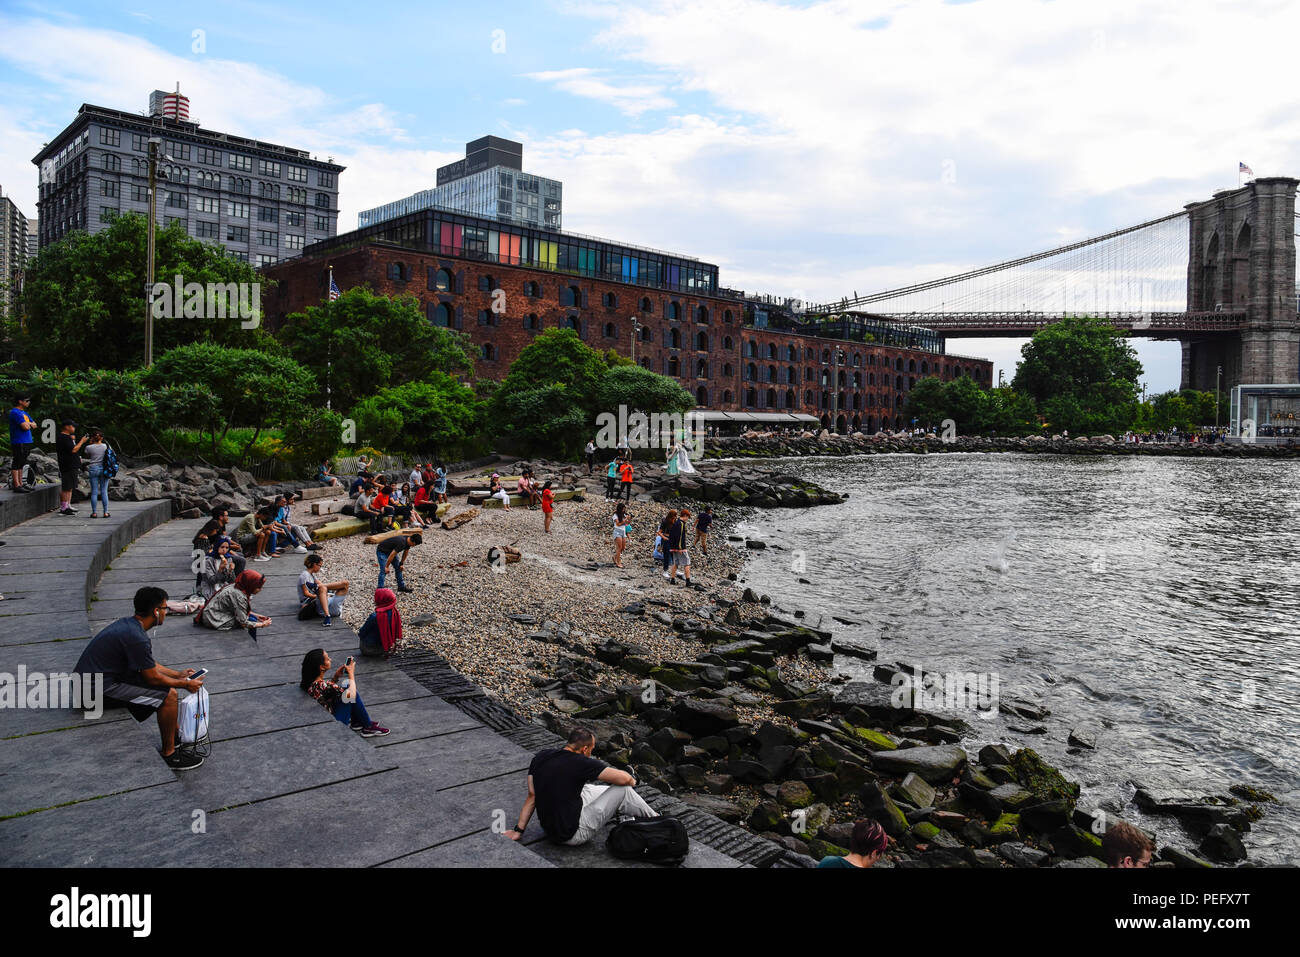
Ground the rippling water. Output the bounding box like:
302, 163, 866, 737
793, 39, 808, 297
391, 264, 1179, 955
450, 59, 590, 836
733, 452, 1300, 865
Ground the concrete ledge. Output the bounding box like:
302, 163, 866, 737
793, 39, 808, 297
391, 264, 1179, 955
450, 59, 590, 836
0, 486, 60, 534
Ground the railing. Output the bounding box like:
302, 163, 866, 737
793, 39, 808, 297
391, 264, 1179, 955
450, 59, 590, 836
860, 310, 1250, 332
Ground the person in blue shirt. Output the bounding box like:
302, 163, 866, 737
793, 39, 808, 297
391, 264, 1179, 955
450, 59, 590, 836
8, 394, 35, 493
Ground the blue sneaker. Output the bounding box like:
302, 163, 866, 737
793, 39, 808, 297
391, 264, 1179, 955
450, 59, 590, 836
321, 617, 332, 627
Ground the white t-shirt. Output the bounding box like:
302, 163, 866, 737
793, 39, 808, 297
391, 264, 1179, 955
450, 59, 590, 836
409, 469, 422, 487
298, 570, 319, 605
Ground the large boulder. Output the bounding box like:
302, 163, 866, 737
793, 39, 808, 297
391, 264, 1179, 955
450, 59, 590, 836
671, 699, 738, 736
869, 744, 968, 784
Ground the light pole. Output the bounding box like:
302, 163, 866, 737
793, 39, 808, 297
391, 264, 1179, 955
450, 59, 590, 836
631, 318, 641, 363
144, 136, 160, 367
1216, 364, 1222, 431
828, 348, 845, 433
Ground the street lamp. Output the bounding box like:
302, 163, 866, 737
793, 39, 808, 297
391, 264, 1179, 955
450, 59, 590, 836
631, 318, 642, 363
1216, 365, 1223, 431
144, 136, 173, 367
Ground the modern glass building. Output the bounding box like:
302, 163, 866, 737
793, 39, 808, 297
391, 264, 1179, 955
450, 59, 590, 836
357, 136, 561, 231
314, 204, 717, 295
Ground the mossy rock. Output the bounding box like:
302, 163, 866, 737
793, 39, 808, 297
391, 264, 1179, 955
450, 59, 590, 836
989, 812, 1021, 837
848, 726, 898, 752
911, 821, 941, 842
1010, 748, 1080, 809
727, 489, 749, 503
808, 838, 849, 860
1229, 784, 1277, 803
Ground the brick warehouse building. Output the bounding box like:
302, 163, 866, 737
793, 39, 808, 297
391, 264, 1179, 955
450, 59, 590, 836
262, 207, 992, 432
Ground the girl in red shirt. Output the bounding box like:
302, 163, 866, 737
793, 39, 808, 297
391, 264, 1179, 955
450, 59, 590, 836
541, 481, 555, 533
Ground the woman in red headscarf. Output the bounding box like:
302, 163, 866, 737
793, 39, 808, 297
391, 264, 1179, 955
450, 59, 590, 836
197, 570, 271, 638
358, 587, 403, 658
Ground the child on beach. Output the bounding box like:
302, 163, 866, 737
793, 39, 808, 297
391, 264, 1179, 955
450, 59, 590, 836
541, 481, 554, 533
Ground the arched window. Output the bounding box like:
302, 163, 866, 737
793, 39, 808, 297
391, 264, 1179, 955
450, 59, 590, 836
822, 349, 831, 363
896, 375, 904, 390
696, 332, 708, 351
431, 302, 453, 327
481, 343, 495, 360
724, 310, 733, 323
562, 285, 582, 307
895, 357, 904, 371
696, 306, 709, 324
766, 388, 777, 408
639, 357, 651, 369
723, 389, 733, 403
786, 389, 795, 408
921, 361, 929, 375
723, 336, 734, 350
640, 325, 653, 342
746, 341, 757, 357
603, 322, 616, 338
433, 268, 452, 292
696, 386, 708, 405
524, 281, 541, 298
746, 362, 757, 381
853, 353, 862, 367
668, 356, 680, 376
767, 365, 777, 383
668, 301, 681, 321
640, 297, 653, 313
723, 363, 733, 376
668, 328, 681, 349
745, 388, 757, 407
524, 313, 540, 330
479, 275, 496, 292
566, 315, 580, 331
477, 309, 491, 325
786, 345, 797, 361
767, 344, 777, 360
696, 359, 708, 377
603, 292, 617, 308
908, 359, 916, 373
853, 372, 862, 388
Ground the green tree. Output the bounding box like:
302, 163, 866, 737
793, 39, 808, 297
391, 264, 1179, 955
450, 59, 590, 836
985, 385, 1040, 435
943, 375, 991, 434
595, 365, 694, 418
145, 342, 315, 459
904, 376, 948, 428
10, 214, 275, 370
350, 375, 481, 457
1011, 316, 1142, 434
276, 288, 474, 411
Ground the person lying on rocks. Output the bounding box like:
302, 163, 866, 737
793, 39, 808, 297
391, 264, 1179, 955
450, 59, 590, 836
506, 727, 658, 847
299, 648, 388, 736
816, 819, 888, 868
1101, 821, 1154, 868
73, 586, 206, 771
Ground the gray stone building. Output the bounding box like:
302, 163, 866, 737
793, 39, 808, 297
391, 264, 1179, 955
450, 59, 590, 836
31, 89, 345, 266
0, 185, 32, 321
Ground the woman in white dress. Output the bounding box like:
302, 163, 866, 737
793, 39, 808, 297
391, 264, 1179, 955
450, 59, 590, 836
673, 432, 697, 474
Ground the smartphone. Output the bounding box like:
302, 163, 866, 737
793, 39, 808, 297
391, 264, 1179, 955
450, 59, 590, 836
190, 668, 209, 680
345, 656, 354, 666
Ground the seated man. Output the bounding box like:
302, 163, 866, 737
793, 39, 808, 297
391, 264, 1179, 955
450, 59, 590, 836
317, 459, 340, 487
73, 586, 206, 771
505, 727, 658, 846
354, 483, 380, 531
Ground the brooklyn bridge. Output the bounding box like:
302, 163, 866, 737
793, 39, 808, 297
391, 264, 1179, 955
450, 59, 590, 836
810, 177, 1299, 392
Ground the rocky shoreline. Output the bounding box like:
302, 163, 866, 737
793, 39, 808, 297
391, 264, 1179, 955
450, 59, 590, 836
704, 432, 1300, 460
309, 469, 1268, 868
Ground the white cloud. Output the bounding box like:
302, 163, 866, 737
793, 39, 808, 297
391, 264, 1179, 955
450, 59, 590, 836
522, 67, 674, 115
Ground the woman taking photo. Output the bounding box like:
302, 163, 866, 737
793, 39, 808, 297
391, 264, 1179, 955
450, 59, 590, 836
83, 427, 112, 518
299, 648, 389, 736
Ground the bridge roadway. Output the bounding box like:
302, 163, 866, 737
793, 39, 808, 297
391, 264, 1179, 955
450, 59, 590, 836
844, 310, 1250, 339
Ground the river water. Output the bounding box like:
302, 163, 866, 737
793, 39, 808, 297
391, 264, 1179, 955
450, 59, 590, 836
732, 452, 1300, 865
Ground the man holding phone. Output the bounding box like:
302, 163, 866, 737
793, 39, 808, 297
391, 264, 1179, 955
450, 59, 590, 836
73, 586, 207, 771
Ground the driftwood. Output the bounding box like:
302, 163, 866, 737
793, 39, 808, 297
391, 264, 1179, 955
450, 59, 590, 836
363, 526, 423, 545
441, 507, 480, 530
486, 545, 522, 568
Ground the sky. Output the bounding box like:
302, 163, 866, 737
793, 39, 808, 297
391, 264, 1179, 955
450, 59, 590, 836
3, 0, 1299, 392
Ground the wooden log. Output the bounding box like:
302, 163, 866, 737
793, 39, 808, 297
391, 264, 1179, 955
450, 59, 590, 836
441, 507, 480, 530
363, 526, 424, 545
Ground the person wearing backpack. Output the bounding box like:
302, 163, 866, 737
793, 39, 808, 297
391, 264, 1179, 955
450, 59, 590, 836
83, 427, 114, 518
505, 726, 658, 847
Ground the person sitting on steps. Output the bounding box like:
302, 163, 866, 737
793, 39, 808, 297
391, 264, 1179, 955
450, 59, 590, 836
299, 648, 388, 737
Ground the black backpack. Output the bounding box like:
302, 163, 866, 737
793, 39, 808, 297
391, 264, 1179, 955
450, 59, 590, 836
605, 817, 689, 866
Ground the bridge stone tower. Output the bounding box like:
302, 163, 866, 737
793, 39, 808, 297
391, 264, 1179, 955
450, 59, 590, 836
1182, 177, 1299, 391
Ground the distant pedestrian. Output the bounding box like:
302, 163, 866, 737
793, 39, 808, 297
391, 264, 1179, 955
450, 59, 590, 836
694, 506, 714, 556
618, 457, 634, 502
612, 502, 629, 568
585, 439, 596, 475
657, 509, 675, 575
83, 427, 112, 518
541, 481, 554, 533
665, 509, 692, 586
817, 819, 888, 868
604, 456, 620, 500
55, 419, 89, 515
7, 393, 35, 494
433, 464, 448, 504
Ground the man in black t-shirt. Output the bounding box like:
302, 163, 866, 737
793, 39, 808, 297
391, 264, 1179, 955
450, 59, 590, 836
694, 506, 714, 556
376, 531, 419, 592
505, 727, 658, 846
73, 586, 207, 771
55, 419, 88, 516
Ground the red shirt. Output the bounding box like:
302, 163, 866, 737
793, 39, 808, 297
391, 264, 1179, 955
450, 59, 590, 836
413, 487, 430, 506
619, 463, 634, 483
541, 489, 554, 511
372, 492, 391, 509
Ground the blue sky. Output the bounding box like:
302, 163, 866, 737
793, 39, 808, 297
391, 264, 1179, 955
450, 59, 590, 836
4, 0, 1299, 393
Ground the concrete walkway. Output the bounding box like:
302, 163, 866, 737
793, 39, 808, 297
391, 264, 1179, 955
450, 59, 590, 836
0, 499, 752, 867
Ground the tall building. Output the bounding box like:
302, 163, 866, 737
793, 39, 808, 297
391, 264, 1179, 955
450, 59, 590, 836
31, 87, 345, 266
358, 135, 561, 231
0, 184, 32, 320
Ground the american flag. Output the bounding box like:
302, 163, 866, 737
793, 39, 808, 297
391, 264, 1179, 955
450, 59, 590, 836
328, 274, 341, 301
1239, 162, 1254, 177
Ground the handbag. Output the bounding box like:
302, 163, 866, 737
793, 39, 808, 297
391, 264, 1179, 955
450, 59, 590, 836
177, 687, 211, 758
